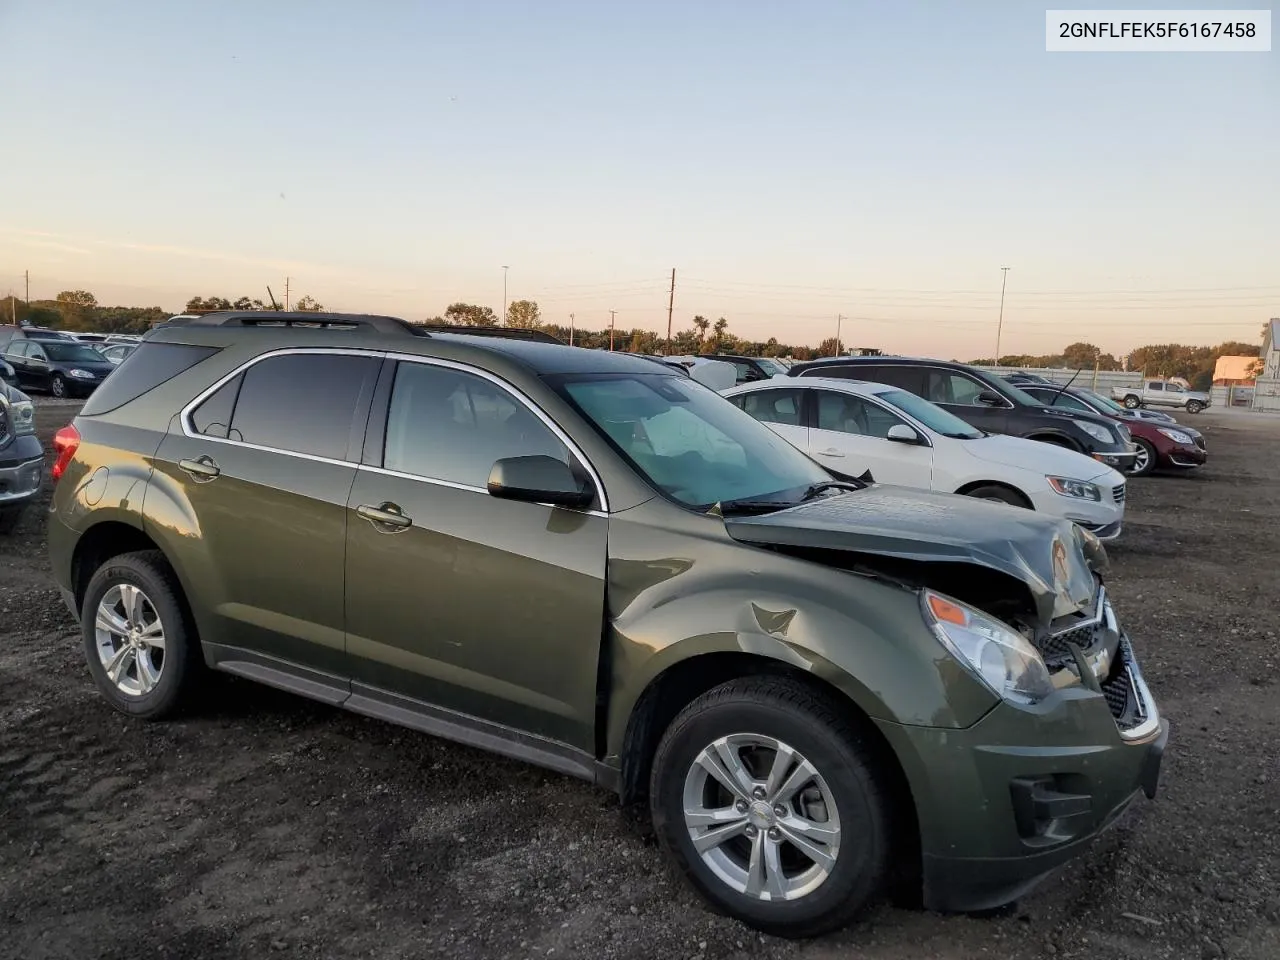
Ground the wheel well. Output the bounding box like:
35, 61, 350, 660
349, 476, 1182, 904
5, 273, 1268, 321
953, 480, 1033, 509
618, 653, 921, 895
71, 522, 162, 613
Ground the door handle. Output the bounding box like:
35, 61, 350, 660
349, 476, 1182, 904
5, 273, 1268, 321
357, 502, 413, 531
816, 448, 845, 458
178, 456, 221, 481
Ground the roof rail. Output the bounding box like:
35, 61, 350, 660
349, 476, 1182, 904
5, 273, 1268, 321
151, 311, 428, 337
419, 324, 563, 344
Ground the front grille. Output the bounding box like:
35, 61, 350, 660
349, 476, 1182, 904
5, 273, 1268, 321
1194, 435, 1206, 450
1040, 623, 1093, 659
1112, 482, 1126, 504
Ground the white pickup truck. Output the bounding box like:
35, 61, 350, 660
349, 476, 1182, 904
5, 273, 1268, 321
1111, 379, 1211, 414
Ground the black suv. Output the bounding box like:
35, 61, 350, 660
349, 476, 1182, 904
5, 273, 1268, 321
697, 354, 789, 384
788, 357, 1137, 470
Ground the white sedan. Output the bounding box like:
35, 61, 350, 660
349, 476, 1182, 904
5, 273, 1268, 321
723, 377, 1127, 540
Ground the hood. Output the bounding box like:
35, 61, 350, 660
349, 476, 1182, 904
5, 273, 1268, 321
724, 486, 1106, 627
962, 433, 1117, 482
1033, 405, 1114, 430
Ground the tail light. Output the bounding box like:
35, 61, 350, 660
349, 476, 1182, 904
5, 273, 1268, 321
52, 424, 81, 481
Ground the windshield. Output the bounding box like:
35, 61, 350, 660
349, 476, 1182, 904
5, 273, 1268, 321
1078, 389, 1127, 414
877, 388, 984, 439
555, 373, 831, 511
755, 357, 788, 376
44, 343, 108, 362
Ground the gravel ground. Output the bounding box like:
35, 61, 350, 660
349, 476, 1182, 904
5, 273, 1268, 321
2, 401, 1278, 960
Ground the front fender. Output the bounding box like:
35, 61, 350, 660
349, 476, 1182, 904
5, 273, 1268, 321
602, 506, 996, 760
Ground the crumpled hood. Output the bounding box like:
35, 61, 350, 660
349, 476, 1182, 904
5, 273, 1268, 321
724, 486, 1107, 626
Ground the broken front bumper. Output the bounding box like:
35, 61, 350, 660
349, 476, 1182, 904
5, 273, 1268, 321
875, 601, 1166, 913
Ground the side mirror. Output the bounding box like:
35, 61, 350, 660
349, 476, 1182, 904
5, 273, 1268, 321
886, 424, 921, 444
487, 455, 593, 508
976, 389, 1004, 406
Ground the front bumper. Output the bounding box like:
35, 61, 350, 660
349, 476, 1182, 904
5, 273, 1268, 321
1162, 443, 1206, 469
0, 437, 45, 510
1091, 448, 1137, 471
875, 612, 1165, 913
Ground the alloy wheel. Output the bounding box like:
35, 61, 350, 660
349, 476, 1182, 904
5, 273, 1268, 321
682, 733, 841, 902
94, 584, 166, 696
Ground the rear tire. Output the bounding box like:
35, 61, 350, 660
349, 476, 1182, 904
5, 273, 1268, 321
1122, 395, 1141, 409
81, 550, 201, 720
650, 677, 894, 939
963, 484, 1031, 508
1130, 439, 1157, 476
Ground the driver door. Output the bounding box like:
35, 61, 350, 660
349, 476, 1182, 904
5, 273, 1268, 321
343, 358, 608, 754
809, 390, 934, 488
924, 369, 1010, 433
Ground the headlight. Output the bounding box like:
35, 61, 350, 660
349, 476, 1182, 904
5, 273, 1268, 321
1157, 427, 1193, 445
1077, 422, 1115, 444
921, 591, 1053, 704
3, 399, 36, 435
68, 369, 96, 380
1047, 476, 1102, 501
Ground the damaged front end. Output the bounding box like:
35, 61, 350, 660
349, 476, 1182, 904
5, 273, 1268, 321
722, 486, 1153, 734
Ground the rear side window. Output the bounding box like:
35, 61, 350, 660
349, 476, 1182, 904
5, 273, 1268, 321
221, 353, 379, 460
732, 388, 805, 426
190, 374, 242, 439
80, 342, 220, 415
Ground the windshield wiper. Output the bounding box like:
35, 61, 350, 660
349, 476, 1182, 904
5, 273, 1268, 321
800, 479, 866, 501
712, 498, 799, 516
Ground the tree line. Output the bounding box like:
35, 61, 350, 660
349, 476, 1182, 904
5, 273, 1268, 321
2, 291, 1265, 389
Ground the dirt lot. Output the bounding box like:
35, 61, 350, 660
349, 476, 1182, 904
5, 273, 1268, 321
2, 401, 1278, 960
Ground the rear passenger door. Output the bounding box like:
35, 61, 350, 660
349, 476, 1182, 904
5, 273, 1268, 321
150, 349, 382, 681
923, 368, 1010, 434
726, 387, 810, 453
342, 358, 609, 754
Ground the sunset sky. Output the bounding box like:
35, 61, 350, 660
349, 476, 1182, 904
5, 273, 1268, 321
1, 1, 1275, 357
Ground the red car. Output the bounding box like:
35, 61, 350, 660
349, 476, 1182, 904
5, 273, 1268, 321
1021, 385, 1207, 477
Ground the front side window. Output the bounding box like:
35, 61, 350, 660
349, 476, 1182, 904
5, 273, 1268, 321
754, 357, 788, 377
815, 391, 907, 439
732, 388, 805, 426
926, 371, 988, 406
1029, 389, 1093, 414
556, 373, 829, 512
215, 353, 379, 460
383, 362, 571, 488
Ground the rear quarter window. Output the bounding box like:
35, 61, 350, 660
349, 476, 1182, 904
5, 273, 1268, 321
80, 342, 220, 416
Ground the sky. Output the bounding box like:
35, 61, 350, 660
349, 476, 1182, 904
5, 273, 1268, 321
0, 0, 1276, 358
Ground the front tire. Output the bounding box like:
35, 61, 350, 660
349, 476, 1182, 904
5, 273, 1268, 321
1130, 438, 1157, 476
81, 550, 200, 719
1122, 395, 1141, 409
50, 374, 67, 398
650, 678, 893, 938
1186, 400, 1204, 414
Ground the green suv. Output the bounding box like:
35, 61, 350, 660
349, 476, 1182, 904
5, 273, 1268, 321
48, 313, 1167, 938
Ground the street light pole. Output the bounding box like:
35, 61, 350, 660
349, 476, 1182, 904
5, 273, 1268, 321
995, 266, 1010, 363
835, 314, 844, 356
502, 265, 509, 325
609, 310, 616, 351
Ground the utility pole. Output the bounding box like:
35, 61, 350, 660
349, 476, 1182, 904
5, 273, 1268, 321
569, 313, 575, 347
609, 310, 616, 351
24, 270, 29, 303
285, 276, 291, 312
665, 268, 676, 354
502, 265, 509, 325
9, 291, 15, 324
994, 266, 1010, 363
835, 315, 844, 356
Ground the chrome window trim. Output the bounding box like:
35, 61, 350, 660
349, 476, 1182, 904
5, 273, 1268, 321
382, 351, 609, 514
178, 346, 610, 513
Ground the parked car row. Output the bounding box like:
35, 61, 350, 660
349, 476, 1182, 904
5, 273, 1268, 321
40, 312, 1168, 940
